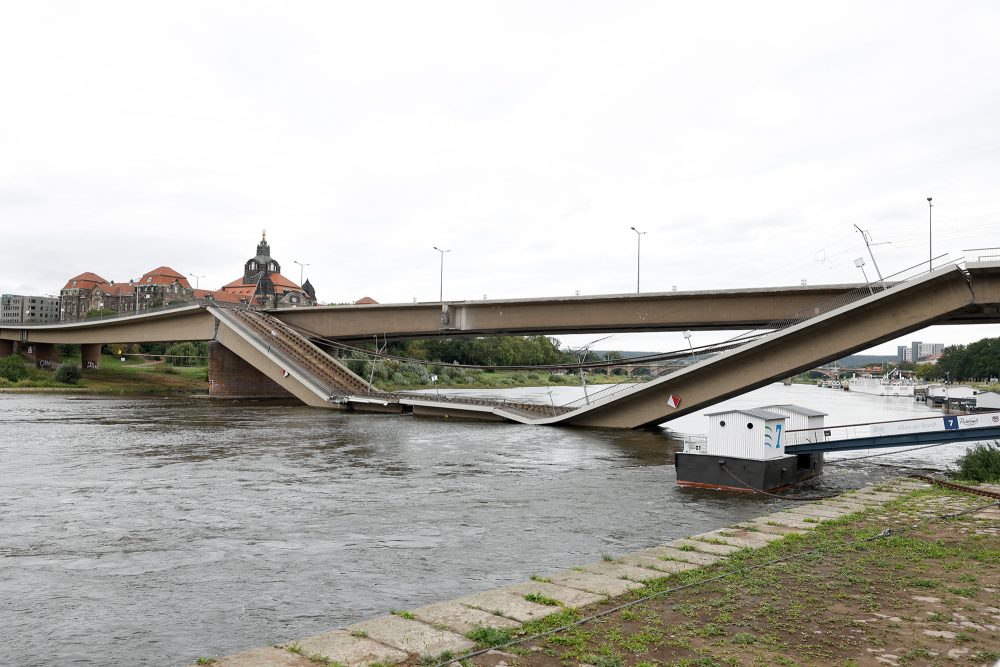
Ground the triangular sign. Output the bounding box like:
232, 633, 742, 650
666, 394, 681, 408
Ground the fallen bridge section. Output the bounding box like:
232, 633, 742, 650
524, 263, 988, 429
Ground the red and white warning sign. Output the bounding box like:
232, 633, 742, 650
281, 369, 290, 378
666, 394, 682, 408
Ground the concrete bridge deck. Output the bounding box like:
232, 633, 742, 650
3, 262, 999, 429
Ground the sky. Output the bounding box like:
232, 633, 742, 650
2, 1, 998, 355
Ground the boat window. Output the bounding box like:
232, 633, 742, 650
746, 422, 754, 429
719, 420, 726, 427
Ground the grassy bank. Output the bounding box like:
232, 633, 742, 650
378, 370, 634, 392
454, 485, 1000, 667
0, 354, 208, 395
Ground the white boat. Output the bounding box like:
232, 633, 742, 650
847, 369, 923, 397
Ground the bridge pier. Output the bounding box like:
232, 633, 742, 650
28, 342, 55, 368
207, 341, 292, 399
0, 340, 12, 357
81, 343, 101, 369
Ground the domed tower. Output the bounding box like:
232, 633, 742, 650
243, 230, 281, 283
302, 279, 316, 301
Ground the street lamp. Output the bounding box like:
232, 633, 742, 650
927, 197, 933, 271
682, 330, 694, 356
293, 260, 310, 286
189, 273, 205, 289
630, 226, 647, 293
854, 257, 874, 295
433, 246, 451, 302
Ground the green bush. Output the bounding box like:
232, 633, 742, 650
548, 374, 566, 383
953, 442, 1000, 483
0, 355, 28, 382
54, 363, 82, 384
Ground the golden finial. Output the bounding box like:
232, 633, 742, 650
262, 228, 267, 242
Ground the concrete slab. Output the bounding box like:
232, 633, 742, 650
763, 513, 824, 529
692, 530, 773, 549
669, 538, 744, 555
347, 615, 474, 657
618, 552, 700, 574
296, 631, 409, 667
505, 580, 605, 609
548, 569, 645, 596
739, 521, 807, 536
648, 546, 722, 566
207, 646, 313, 667
456, 589, 559, 623
411, 601, 520, 636
784, 506, 848, 520
816, 500, 869, 513
578, 560, 665, 582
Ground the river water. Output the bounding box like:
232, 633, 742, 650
0, 384, 973, 665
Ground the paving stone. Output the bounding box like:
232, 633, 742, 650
206, 646, 314, 667
411, 601, 520, 635
578, 560, 664, 582
764, 513, 824, 529
456, 589, 559, 623
647, 546, 722, 566
784, 506, 847, 520
548, 569, 644, 596
740, 521, 806, 536
692, 530, 772, 549
618, 552, 700, 574
817, 500, 868, 513
669, 537, 743, 555
347, 615, 474, 657
296, 631, 409, 667
505, 580, 605, 609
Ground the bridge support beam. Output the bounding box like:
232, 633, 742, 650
81, 343, 101, 369
207, 341, 293, 399
0, 340, 12, 357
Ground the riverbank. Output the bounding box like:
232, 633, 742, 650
0, 355, 630, 395
196, 478, 1000, 667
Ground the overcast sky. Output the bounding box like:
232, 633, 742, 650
2, 1, 998, 354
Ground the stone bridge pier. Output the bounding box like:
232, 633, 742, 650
207, 341, 292, 399
82, 343, 101, 369
0, 340, 12, 357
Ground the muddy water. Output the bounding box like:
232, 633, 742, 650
0, 386, 962, 665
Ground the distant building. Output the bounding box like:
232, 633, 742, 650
896, 346, 912, 364
910, 341, 945, 362
59, 267, 195, 321
1, 294, 60, 324
217, 232, 316, 308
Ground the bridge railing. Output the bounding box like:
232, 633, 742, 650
964, 247, 1000, 264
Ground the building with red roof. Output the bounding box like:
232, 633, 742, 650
216, 232, 316, 308
57, 233, 316, 321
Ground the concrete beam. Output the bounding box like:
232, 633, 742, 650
0, 305, 217, 344
556, 266, 976, 429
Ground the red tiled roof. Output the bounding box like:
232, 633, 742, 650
107, 283, 135, 296
220, 273, 304, 295
196, 289, 245, 303
63, 272, 109, 290
355, 296, 379, 305
140, 266, 192, 288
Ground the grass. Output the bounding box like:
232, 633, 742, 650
458, 485, 1000, 667
524, 592, 561, 606
390, 610, 415, 620
0, 353, 208, 394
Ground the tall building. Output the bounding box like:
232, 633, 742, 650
59, 267, 195, 322
908, 340, 945, 362
216, 232, 317, 308
1, 294, 61, 324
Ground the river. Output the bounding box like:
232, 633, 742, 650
0, 384, 972, 665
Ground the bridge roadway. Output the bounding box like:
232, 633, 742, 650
3, 262, 1000, 429
5, 277, 999, 349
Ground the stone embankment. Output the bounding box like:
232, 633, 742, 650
197, 479, 1000, 667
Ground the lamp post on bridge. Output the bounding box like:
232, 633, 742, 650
927, 197, 933, 271
630, 226, 647, 293
189, 273, 204, 289
433, 246, 450, 302
293, 260, 310, 286
854, 257, 874, 295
